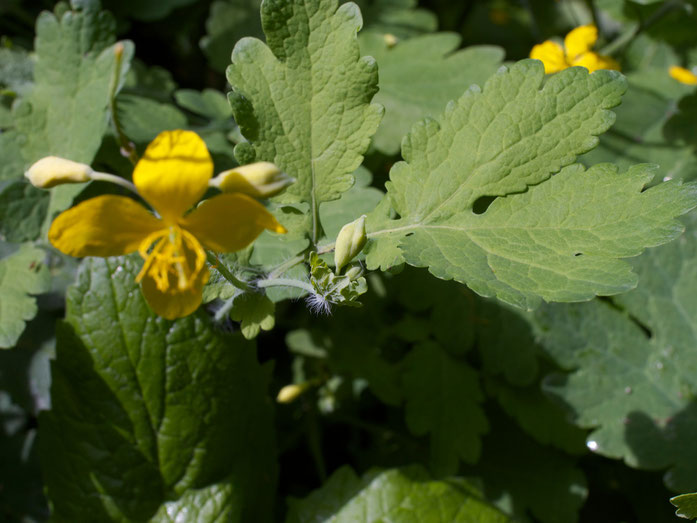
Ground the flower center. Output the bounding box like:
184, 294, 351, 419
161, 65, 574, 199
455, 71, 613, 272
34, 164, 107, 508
135, 226, 205, 292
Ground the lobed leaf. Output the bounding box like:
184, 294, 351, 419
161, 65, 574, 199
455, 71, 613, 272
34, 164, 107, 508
367, 75, 697, 308
227, 0, 383, 215
402, 341, 488, 475
527, 212, 697, 491
0, 245, 50, 349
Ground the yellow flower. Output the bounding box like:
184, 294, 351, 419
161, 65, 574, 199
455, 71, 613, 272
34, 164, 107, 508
48, 130, 286, 319
669, 66, 697, 85
530, 24, 620, 74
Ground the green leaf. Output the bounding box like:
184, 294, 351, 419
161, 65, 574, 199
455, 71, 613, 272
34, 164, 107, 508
371, 149, 697, 308
581, 70, 697, 182
402, 341, 488, 475
230, 291, 275, 339
201, 0, 263, 73
39, 256, 277, 521
227, 0, 383, 227
0, 245, 50, 349
174, 88, 233, 120
368, 61, 697, 309
473, 415, 588, 523
485, 378, 587, 455
359, 32, 504, 155
0, 46, 33, 96
527, 212, 697, 491
355, 0, 437, 39
286, 465, 512, 523
319, 166, 384, 241
0, 181, 49, 243
672, 493, 697, 520
116, 93, 188, 144
8, 0, 132, 174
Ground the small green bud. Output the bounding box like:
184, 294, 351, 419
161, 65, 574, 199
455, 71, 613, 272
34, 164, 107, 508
344, 266, 363, 281
25, 156, 93, 188
210, 161, 295, 198
334, 215, 367, 274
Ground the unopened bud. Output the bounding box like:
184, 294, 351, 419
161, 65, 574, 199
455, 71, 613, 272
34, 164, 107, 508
334, 215, 367, 274
345, 266, 362, 280
210, 161, 294, 198
25, 156, 93, 188
276, 383, 309, 403
384, 33, 398, 48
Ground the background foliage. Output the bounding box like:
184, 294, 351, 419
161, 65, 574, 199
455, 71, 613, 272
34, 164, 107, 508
3, 0, 697, 521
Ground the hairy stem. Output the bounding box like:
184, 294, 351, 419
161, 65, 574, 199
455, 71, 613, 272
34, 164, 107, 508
256, 278, 315, 294
206, 252, 253, 292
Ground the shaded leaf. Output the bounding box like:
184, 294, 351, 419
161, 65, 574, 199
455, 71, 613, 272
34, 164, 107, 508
39, 256, 277, 521
286, 465, 512, 523
0, 245, 50, 349
402, 341, 487, 475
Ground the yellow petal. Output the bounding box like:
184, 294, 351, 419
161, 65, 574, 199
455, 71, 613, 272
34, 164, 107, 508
564, 24, 598, 62
49, 195, 162, 257
139, 231, 209, 319
571, 51, 620, 73
181, 193, 286, 253
133, 130, 213, 223
530, 41, 568, 74
670, 66, 697, 85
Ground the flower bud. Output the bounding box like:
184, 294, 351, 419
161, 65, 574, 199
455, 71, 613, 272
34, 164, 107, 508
334, 215, 367, 274
276, 383, 308, 403
345, 266, 363, 281
210, 161, 294, 198
25, 156, 93, 188
383, 33, 399, 48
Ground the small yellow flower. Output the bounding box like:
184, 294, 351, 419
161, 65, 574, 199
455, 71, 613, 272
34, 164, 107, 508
669, 66, 697, 85
48, 130, 286, 319
530, 24, 620, 74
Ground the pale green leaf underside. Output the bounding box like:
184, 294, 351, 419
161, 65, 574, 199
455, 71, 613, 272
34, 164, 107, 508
286, 465, 511, 523
0, 245, 50, 349
366, 60, 697, 309
227, 0, 383, 208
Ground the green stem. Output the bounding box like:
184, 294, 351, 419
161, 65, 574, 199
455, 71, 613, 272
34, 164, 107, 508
206, 252, 252, 292
108, 43, 138, 166
267, 242, 336, 279
90, 171, 138, 194
256, 278, 315, 294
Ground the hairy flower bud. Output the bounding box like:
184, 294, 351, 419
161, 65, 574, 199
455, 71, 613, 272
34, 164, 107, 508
25, 156, 94, 188
334, 215, 367, 274
210, 161, 294, 198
